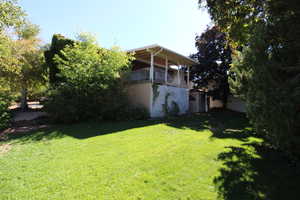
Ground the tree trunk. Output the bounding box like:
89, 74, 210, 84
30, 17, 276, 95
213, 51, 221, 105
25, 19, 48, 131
20, 88, 28, 111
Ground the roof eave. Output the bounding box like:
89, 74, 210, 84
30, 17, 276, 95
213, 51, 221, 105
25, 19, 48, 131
127, 44, 199, 66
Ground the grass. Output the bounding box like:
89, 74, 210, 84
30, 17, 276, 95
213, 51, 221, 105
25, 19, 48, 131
0, 111, 299, 200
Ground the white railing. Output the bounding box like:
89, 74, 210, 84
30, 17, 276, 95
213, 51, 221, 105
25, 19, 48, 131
129, 69, 149, 81
129, 68, 187, 88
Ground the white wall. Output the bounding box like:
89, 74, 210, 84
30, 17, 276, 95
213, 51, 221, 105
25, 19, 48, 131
127, 82, 190, 118
206, 80, 224, 109
209, 97, 224, 109
127, 82, 152, 111
189, 92, 200, 113
226, 96, 246, 113
151, 85, 189, 117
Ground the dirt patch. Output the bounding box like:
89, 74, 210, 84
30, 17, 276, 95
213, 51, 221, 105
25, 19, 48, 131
0, 143, 12, 155
13, 111, 48, 123
4, 125, 49, 134
9, 101, 44, 110
0, 125, 49, 141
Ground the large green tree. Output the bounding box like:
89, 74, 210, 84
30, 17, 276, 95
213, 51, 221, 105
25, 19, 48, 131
0, 22, 46, 110
44, 33, 136, 122
0, 0, 26, 128
0, 0, 25, 82
199, 0, 300, 154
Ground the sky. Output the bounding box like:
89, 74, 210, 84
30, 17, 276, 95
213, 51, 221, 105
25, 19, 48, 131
19, 0, 211, 56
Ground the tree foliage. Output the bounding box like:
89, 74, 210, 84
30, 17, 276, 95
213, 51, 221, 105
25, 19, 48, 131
44, 34, 147, 122
0, 0, 26, 79
44, 34, 74, 84
200, 0, 300, 154
0, 1, 46, 111
190, 26, 232, 106
16, 21, 39, 39
55, 35, 131, 87
0, 0, 27, 124
0, 22, 46, 110
0, 0, 25, 31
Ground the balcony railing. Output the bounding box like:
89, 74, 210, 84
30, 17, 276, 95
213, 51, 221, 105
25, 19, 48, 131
129, 68, 188, 88
129, 69, 149, 81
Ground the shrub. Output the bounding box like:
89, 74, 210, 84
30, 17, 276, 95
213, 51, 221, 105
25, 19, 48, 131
44, 83, 149, 123
105, 105, 149, 121
0, 93, 11, 130
43, 33, 143, 123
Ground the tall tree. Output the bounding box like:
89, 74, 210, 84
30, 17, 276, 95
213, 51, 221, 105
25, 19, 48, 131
0, 0, 26, 84
18, 23, 45, 110
190, 26, 232, 107
199, 0, 300, 154
44, 34, 74, 85
0, 22, 46, 110
0, 0, 46, 117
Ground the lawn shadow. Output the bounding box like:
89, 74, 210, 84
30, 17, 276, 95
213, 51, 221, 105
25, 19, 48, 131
4, 109, 252, 144
166, 109, 253, 141
4, 120, 162, 144
214, 142, 300, 200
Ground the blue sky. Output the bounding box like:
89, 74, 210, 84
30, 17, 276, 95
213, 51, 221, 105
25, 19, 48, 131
19, 0, 211, 56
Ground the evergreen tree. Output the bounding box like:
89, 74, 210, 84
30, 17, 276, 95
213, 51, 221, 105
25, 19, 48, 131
199, 0, 300, 154
44, 34, 74, 85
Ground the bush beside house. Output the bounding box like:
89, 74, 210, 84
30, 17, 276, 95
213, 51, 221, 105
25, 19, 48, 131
0, 94, 11, 130
44, 34, 148, 123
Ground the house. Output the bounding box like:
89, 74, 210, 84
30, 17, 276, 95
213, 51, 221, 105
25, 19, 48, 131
189, 89, 208, 113
126, 44, 198, 118
226, 95, 246, 113
189, 80, 246, 113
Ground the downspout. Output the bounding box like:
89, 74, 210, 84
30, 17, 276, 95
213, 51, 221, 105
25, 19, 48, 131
187, 65, 190, 113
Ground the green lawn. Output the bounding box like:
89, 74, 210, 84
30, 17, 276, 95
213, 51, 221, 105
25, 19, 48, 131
0, 111, 299, 200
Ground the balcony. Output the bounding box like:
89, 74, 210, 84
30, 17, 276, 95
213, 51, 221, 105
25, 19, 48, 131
129, 68, 188, 88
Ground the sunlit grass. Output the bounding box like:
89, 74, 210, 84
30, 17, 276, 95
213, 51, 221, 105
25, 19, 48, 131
0, 112, 259, 200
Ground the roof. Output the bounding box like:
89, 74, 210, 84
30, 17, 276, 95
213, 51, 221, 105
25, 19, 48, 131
127, 44, 198, 66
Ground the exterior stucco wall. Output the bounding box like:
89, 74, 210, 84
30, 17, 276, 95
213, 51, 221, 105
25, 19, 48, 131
209, 97, 224, 108
189, 92, 200, 113
226, 96, 246, 113
207, 80, 224, 109
151, 84, 189, 118
127, 82, 152, 112
189, 91, 207, 113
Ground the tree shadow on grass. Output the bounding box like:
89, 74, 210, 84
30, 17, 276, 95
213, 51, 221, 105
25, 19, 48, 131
214, 142, 300, 200
4, 109, 252, 144
166, 109, 253, 141
4, 120, 162, 144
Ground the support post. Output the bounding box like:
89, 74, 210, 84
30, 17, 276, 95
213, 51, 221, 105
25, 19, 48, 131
205, 93, 209, 112
165, 56, 168, 84
187, 66, 190, 89
150, 52, 154, 82
177, 65, 181, 86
